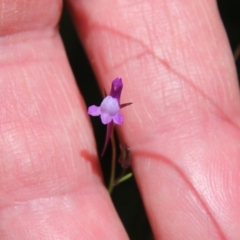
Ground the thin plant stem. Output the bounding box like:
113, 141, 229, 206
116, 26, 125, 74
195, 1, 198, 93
114, 164, 133, 186
116, 172, 133, 185
108, 130, 116, 194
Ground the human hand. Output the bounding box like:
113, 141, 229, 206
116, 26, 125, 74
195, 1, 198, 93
0, 0, 239, 239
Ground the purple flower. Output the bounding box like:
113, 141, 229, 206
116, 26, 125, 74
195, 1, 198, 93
88, 78, 131, 156
88, 95, 123, 125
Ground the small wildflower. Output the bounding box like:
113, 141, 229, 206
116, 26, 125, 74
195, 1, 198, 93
88, 78, 132, 156
88, 95, 123, 125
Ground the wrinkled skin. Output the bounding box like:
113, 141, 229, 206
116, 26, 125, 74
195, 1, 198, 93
0, 0, 239, 239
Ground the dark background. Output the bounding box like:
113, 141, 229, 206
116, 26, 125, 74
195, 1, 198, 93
59, 1, 240, 239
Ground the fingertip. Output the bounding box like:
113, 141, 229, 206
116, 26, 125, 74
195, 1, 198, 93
0, 0, 62, 36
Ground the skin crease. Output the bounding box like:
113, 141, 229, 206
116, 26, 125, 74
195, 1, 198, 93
0, 0, 239, 240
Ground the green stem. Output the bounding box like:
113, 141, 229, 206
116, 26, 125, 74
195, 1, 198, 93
108, 130, 116, 194
116, 173, 133, 185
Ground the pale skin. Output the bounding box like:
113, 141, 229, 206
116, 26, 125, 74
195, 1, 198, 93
0, 0, 239, 239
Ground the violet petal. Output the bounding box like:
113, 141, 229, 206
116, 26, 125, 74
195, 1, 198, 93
88, 105, 101, 116
100, 113, 112, 124
100, 96, 120, 116
113, 113, 123, 125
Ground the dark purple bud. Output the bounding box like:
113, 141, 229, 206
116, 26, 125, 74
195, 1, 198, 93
110, 78, 123, 104
118, 145, 131, 169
